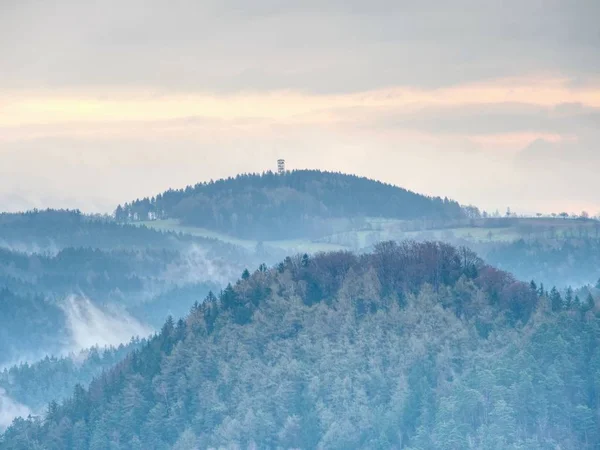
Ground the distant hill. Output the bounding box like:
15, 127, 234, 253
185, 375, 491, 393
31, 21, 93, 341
483, 237, 600, 288
116, 170, 466, 240
0, 245, 222, 366
0, 210, 258, 366
0, 340, 144, 416
4, 243, 598, 449
0, 209, 246, 255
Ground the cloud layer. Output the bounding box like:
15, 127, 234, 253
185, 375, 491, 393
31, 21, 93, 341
1, 1, 599, 214
2, 0, 598, 92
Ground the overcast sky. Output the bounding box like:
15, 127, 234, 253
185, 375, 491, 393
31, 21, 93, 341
1, 0, 599, 214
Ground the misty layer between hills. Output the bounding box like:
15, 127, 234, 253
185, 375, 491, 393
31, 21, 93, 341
60, 296, 152, 352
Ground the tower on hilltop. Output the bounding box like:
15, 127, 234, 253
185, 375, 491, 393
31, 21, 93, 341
277, 159, 285, 175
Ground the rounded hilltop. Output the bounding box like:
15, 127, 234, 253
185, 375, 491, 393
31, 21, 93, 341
116, 169, 466, 240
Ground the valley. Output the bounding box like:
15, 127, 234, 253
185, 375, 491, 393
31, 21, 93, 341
0, 171, 599, 449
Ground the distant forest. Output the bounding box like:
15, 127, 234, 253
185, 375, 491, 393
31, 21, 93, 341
484, 237, 600, 288
0, 341, 144, 413
0, 210, 256, 365
0, 209, 245, 254
116, 171, 466, 240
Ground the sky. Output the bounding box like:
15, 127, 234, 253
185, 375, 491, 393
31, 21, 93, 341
1, 0, 599, 215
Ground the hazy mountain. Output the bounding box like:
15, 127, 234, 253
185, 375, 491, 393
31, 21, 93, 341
3, 243, 597, 449
0, 210, 260, 367
117, 170, 466, 240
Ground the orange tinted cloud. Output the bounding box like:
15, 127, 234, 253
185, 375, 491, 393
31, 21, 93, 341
468, 132, 574, 151
1, 76, 599, 129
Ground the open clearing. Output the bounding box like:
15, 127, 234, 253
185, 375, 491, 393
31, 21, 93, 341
137, 217, 600, 253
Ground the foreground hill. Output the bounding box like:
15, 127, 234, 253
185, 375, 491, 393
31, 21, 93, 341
117, 170, 466, 240
3, 242, 598, 449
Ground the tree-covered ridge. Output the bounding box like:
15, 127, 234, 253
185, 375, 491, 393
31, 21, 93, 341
0, 209, 247, 256
4, 242, 597, 449
0, 245, 220, 303
0, 209, 269, 371
0, 288, 66, 364
0, 340, 145, 413
0, 244, 224, 364
116, 171, 466, 239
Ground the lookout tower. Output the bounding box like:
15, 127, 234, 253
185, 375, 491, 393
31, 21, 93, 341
277, 159, 285, 175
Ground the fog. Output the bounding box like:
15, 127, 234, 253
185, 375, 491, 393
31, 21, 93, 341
0, 295, 154, 429
159, 244, 236, 287
61, 295, 152, 351
0, 239, 60, 257
0, 389, 30, 431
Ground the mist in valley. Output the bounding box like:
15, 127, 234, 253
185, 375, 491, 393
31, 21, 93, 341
0, 389, 30, 431
60, 295, 152, 351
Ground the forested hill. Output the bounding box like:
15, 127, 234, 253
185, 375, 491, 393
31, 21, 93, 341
0, 209, 242, 253
4, 242, 599, 449
116, 170, 466, 239
0, 209, 257, 366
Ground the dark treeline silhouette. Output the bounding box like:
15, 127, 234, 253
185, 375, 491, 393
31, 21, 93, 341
116, 170, 466, 239
0, 246, 169, 299
0, 288, 66, 364
0, 209, 247, 255
3, 242, 597, 449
